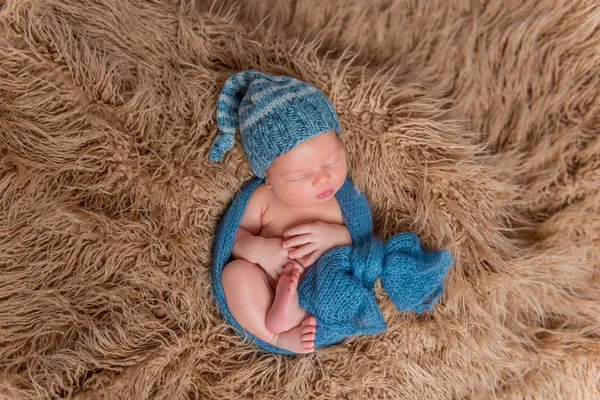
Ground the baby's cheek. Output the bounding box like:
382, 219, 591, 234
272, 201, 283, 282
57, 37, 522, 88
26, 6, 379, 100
335, 169, 347, 187
303, 185, 316, 201
290, 184, 313, 204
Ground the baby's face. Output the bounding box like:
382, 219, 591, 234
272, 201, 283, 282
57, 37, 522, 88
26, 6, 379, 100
265, 130, 347, 208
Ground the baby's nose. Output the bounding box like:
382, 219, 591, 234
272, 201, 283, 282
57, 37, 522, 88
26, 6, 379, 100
313, 172, 330, 186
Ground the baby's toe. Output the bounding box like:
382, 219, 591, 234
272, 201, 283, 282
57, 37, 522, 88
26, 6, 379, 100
302, 316, 317, 327
302, 333, 316, 341
287, 279, 298, 291
302, 340, 315, 349
302, 325, 317, 334
283, 263, 295, 275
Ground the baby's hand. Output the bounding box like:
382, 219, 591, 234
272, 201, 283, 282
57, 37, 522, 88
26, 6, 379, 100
258, 237, 292, 280
282, 222, 349, 268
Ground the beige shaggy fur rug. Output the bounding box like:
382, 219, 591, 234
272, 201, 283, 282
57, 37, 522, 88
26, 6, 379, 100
1, 0, 599, 398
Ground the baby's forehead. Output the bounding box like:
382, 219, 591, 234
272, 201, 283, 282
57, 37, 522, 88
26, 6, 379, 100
270, 159, 313, 175
271, 146, 342, 175
266, 130, 343, 174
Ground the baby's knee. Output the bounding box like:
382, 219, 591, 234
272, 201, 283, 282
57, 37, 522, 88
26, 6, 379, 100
222, 259, 251, 286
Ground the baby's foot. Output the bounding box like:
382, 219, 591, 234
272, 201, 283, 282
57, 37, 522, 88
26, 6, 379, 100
265, 265, 305, 333
274, 316, 317, 354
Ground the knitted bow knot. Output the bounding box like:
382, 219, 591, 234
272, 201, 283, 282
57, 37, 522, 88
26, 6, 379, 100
298, 232, 454, 348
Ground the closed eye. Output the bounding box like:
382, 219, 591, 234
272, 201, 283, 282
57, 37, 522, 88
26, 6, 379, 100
326, 156, 340, 166
289, 175, 307, 183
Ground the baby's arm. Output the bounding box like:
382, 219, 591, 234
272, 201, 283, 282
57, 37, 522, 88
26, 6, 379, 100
230, 186, 268, 264
231, 188, 290, 279
231, 228, 265, 264
326, 223, 352, 248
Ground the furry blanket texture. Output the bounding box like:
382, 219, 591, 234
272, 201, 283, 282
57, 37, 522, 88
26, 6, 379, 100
1, 0, 599, 398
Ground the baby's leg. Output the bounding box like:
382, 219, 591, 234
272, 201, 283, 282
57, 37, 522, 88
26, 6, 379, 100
265, 265, 309, 334
222, 259, 315, 353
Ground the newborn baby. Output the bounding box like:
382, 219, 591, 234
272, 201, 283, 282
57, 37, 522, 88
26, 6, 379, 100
209, 70, 350, 353
222, 130, 352, 353
211, 70, 454, 354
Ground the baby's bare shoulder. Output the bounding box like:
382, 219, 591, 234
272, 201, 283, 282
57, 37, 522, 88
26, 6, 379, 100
250, 183, 274, 211
239, 183, 271, 235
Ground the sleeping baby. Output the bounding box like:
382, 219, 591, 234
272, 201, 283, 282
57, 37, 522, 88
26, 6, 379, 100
209, 70, 351, 353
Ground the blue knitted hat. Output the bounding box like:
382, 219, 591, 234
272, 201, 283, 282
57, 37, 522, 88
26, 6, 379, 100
209, 70, 342, 178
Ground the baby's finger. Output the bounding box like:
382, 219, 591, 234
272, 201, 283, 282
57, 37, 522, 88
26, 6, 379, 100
302, 251, 321, 268
283, 223, 315, 237
282, 234, 313, 249
289, 243, 318, 259
296, 254, 309, 265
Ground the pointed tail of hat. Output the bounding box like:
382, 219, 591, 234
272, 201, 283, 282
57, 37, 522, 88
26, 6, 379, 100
209, 70, 258, 161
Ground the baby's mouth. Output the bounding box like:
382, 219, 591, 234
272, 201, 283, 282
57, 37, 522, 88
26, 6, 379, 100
316, 189, 334, 199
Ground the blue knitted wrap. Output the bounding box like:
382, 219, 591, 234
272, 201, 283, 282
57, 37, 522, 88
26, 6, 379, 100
211, 177, 454, 354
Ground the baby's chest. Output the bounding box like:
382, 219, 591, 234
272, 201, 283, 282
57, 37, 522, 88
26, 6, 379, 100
259, 201, 345, 239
